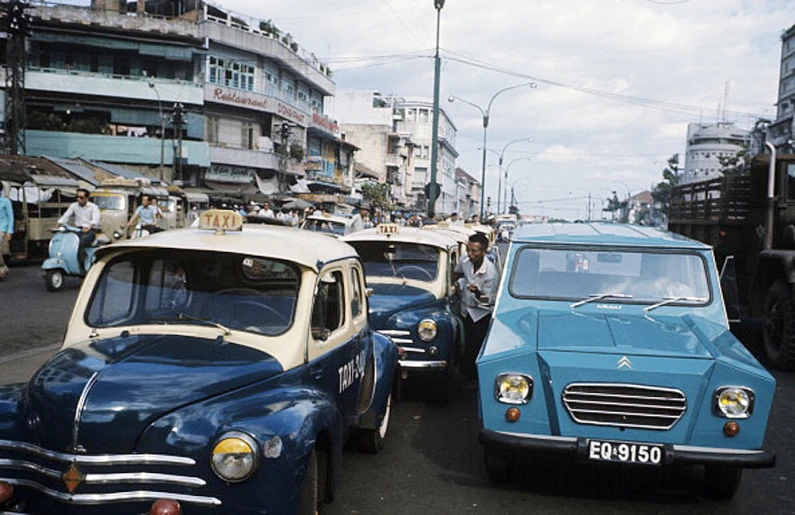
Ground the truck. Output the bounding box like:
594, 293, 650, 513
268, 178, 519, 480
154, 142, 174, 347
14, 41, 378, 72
668, 150, 795, 370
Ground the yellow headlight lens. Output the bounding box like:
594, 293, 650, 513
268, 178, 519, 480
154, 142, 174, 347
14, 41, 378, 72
716, 387, 753, 419
495, 374, 533, 405
211, 434, 258, 482
418, 319, 438, 342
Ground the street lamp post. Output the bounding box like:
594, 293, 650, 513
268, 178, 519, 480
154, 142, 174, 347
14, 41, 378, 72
448, 82, 536, 219
490, 137, 532, 214
148, 81, 165, 181
503, 156, 531, 214
427, 0, 445, 218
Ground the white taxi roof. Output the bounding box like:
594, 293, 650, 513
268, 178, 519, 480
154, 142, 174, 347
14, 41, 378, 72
100, 224, 358, 272
306, 213, 352, 226
342, 226, 459, 250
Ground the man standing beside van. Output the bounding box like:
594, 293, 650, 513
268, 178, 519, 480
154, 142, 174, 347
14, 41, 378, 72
0, 191, 13, 280
128, 194, 163, 234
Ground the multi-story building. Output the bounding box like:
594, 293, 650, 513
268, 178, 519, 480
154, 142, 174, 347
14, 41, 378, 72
393, 98, 458, 214
681, 122, 750, 184
767, 23, 795, 153
4, 0, 354, 201
329, 91, 415, 205
12, 0, 209, 182
455, 167, 480, 218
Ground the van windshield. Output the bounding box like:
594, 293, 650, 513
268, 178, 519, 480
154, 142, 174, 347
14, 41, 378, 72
510, 247, 710, 304
93, 194, 126, 211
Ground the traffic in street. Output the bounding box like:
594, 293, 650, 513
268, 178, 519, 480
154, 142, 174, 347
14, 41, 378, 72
0, 261, 792, 515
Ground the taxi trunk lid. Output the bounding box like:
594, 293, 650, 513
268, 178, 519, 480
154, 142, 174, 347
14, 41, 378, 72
24, 334, 282, 453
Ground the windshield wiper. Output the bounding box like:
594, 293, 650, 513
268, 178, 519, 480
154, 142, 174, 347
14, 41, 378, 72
570, 293, 633, 309
643, 296, 708, 313
384, 253, 407, 284
149, 313, 231, 335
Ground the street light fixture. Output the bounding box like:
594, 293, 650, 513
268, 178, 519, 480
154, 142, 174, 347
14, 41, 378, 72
448, 82, 537, 218
148, 80, 165, 181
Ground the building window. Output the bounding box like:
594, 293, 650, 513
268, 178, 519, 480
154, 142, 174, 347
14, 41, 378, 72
208, 56, 255, 91
419, 109, 429, 123
406, 109, 416, 121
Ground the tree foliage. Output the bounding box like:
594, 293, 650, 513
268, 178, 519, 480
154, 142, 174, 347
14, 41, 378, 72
651, 153, 680, 215
360, 182, 392, 212
603, 191, 628, 223
718, 147, 749, 176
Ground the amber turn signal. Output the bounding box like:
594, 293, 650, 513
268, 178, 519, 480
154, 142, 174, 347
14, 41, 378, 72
0, 481, 14, 503
150, 499, 182, 515
723, 421, 740, 437
505, 407, 521, 422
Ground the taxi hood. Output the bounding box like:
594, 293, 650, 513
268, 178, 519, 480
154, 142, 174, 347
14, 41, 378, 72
536, 310, 714, 359
23, 334, 282, 453
368, 282, 437, 328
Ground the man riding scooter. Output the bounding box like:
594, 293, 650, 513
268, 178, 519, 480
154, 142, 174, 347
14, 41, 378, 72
127, 194, 164, 237
56, 188, 100, 268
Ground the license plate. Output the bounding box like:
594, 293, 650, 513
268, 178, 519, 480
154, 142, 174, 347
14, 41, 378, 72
587, 440, 663, 465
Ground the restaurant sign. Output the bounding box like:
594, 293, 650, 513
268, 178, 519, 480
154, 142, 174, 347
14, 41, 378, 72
206, 85, 308, 126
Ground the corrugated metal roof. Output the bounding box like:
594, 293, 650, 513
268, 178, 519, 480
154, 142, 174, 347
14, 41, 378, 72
29, 174, 80, 187
88, 161, 149, 181
45, 157, 105, 186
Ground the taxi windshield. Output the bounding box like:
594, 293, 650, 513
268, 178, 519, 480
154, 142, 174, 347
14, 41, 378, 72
158, 198, 177, 213
509, 247, 710, 304
349, 241, 440, 282
301, 218, 346, 236
86, 249, 301, 336
92, 194, 126, 211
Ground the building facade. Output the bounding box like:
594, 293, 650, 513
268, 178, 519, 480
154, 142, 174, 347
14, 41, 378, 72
682, 122, 750, 184
455, 167, 480, 219
768, 23, 795, 153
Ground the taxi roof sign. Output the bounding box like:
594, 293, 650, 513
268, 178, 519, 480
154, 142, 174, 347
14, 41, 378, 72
199, 209, 244, 234
376, 223, 400, 235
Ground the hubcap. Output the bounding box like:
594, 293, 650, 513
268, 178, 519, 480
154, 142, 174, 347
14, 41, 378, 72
51, 272, 63, 289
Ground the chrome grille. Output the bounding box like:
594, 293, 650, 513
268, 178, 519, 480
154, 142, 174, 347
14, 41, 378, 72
0, 439, 220, 507
562, 383, 687, 430
378, 329, 413, 345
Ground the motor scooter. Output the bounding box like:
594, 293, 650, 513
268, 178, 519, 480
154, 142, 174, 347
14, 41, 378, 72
41, 225, 108, 292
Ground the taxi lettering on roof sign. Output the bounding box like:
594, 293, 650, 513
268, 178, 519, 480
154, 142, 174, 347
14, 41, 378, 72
377, 223, 400, 235
199, 209, 243, 233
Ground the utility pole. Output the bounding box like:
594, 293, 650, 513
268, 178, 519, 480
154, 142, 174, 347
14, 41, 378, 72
4, 0, 32, 155
427, 0, 445, 218
170, 103, 186, 183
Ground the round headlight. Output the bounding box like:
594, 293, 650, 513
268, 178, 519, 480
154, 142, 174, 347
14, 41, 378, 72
418, 319, 438, 342
211, 432, 259, 482
716, 387, 753, 419
495, 373, 533, 405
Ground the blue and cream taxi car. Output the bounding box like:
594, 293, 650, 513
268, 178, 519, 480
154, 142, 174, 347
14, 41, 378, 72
0, 210, 397, 514
342, 224, 463, 403
478, 223, 775, 499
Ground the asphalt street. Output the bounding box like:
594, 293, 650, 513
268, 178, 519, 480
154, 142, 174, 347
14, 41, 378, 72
0, 263, 792, 514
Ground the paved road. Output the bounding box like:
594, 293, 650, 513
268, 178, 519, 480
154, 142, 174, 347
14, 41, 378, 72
0, 263, 792, 514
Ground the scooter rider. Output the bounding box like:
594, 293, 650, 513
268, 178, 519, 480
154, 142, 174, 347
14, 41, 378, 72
127, 194, 164, 235
56, 188, 100, 265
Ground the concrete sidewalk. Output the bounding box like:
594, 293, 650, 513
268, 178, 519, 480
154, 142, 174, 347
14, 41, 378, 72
0, 344, 59, 385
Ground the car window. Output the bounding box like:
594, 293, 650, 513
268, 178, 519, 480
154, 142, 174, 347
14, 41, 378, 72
510, 247, 710, 303
349, 241, 440, 282
302, 218, 346, 235
86, 250, 300, 336
350, 266, 364, 318
312, 270, 346, 339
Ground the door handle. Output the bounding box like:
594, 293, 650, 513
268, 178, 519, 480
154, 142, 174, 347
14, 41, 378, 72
309, 364, 323, 381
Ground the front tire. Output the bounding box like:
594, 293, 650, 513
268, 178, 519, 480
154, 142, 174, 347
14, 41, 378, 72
297, 448, 319, 515
763, 280, 795, 370
704, 466, 742, 500
483, 445, 515, 483
357, 393, 391, 454
45, 269, 64, 292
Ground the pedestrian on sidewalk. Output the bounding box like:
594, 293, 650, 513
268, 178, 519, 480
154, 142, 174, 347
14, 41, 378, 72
453, 232, 499, 383
0, 192, 13, 280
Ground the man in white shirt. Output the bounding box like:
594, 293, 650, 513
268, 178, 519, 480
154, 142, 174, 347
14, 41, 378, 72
454, 232, 499, 381
57, 188, 101, 264
258, 201, 274, 218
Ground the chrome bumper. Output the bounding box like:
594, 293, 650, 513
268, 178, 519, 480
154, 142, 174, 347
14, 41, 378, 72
399, 359, 448, 370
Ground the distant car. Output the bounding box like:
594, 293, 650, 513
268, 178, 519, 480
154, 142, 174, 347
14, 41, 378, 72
300, 213, 356, 238
478, 222, 775, 499
0, 210, 397, 514
343, 224, 464, 403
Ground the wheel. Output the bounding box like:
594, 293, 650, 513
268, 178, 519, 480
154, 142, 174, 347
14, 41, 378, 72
297, 448, 319, 515
763, 280, 795, 371
45, 270, 64, 292
357, 393, 391, 454
704, 466, 742, 500
483, 445, 515, 483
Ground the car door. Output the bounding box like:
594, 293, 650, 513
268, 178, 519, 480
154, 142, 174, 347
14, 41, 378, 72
307, 261, 364, 423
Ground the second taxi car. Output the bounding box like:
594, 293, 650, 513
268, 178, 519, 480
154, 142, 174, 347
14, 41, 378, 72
0, 210, 397, 514
343, 224, 464, 403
